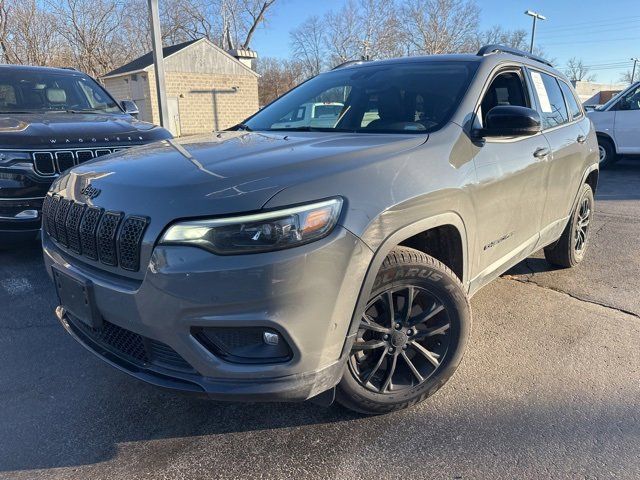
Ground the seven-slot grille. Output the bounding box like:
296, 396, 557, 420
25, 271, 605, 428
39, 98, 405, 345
43, 195, 148, 272
32, 147, 131, 176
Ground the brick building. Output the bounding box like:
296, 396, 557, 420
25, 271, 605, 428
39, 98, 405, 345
102, 38, 259, 136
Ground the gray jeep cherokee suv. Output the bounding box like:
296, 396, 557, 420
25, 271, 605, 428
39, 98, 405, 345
43, 45, 598, 414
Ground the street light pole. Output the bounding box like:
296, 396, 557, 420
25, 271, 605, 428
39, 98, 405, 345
525, 10, 546, 54
148, 0, 169, 128
631, 58, 639, 83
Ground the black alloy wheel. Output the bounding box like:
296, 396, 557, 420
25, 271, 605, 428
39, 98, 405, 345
349, 285, 451, 393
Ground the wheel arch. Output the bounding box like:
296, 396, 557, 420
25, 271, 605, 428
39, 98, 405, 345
341, 212, 469, 356
596, 131, 617, 153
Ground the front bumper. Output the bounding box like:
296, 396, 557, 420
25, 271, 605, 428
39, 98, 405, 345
0, 197, 43, 244
44, 226, 372, 401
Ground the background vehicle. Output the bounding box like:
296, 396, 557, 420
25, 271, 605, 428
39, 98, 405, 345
42, 46, 598, 415
0, 65, 172, 247
587, 81, 640, 168
270, 102, 344, 129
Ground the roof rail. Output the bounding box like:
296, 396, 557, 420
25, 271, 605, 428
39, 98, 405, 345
59, 67, 78, 71
477, 44, 553, 68
332, 59, 371, 70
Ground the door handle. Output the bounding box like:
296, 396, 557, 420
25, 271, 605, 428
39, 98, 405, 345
577, 135, 587, 144
533, 147, 550, 159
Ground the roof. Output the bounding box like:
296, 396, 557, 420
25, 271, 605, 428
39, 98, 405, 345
103, 38, 200, 77
330, 50, 562, 77
0, 64, 87, 75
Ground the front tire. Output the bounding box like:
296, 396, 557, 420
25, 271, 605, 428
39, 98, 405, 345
598, 137, 618, 169
336, 247, 471, 415
544, 183, 594, 268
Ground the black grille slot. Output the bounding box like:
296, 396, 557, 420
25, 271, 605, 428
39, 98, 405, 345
96, 212, 122, 266
68, 317, 193, 372
118, 216, 148, 271
48, 196, 61, 240
149, 340, 194, 371
76, 150, 94, 163
42, 195, 54, 236
33, 152, 55, 175
55, 151, 75, 172
65, 202, 85, 254
79, 206, 103, 260
95, 149, 111, 157
54, 198, 72, 246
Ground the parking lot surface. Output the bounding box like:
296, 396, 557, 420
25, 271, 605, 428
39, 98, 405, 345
1, 160, 639, 479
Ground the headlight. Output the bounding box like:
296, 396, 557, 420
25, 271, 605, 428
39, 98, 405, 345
160, 197, 343, 254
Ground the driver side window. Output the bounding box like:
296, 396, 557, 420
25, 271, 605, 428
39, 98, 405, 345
479, 70, 529, 126
615, 85, 640, 111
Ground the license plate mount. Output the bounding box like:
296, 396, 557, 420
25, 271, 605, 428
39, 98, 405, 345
52, 266, 102, 329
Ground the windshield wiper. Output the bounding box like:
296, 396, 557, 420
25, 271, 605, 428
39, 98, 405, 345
267, 126, 357, 133
230, 123, 253, 131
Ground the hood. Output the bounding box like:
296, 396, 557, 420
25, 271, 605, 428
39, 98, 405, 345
52, 131, 427, 235
0, 112, 170, 149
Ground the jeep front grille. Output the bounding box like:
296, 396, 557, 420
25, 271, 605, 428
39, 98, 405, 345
32, 147, 131, 176
43, 195, 149, 272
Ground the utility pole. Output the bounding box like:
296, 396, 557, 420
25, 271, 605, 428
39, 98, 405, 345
631, 58, 639, 83
525, 10, 546, 54
148, 0, 169, 128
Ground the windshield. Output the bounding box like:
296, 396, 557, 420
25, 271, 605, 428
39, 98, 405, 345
0, 69, 121, 114
243, 61, 479, 134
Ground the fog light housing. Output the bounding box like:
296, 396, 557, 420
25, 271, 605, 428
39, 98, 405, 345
193, 326, 292, 364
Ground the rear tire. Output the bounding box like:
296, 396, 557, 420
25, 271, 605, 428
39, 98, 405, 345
336, 247, 471, 415
544, 183, 594, 268
598, 137, 618, 169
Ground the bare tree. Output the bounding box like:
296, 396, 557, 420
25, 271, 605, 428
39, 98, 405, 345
290, 16, 326, 77
474, 26, 528, 51
619, 70, 635, 84
256, 56, 305, 105
564, 57, 596, 82
0, 0, 66, 66
399, 0, 480, 55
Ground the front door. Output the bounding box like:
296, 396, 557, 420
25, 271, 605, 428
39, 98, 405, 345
470, 68, 549, 286
613, 83, 640, 154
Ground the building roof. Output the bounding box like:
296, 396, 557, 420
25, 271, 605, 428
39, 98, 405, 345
103, 38, 200, 77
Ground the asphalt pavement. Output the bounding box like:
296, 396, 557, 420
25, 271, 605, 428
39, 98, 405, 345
1, 159, 639, 479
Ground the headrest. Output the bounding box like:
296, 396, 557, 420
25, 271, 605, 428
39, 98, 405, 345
46, 88, 67, 104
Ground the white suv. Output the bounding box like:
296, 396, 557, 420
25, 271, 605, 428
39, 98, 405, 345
587, 81, 640, 167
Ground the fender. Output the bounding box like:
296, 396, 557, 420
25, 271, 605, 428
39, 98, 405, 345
570, 163, 599, 216
340, 212, 469, 357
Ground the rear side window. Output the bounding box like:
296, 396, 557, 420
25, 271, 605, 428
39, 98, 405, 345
530, 70, 569, 129
559, 81, 582, 119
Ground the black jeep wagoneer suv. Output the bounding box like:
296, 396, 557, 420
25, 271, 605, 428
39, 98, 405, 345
0, 65, 171, 247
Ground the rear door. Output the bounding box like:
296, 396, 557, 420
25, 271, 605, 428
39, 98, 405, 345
527, 69, 586, 240
470, 67, 550, 282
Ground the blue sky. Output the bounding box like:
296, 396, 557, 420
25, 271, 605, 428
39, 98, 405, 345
252, 0, 640, 83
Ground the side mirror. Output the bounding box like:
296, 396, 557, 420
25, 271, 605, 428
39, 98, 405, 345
475, 105, 542, 138
121, 100, 139, 116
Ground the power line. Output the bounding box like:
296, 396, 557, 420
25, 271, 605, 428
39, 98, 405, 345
543, 36, 640, 46
541, 15, 640, 32
540, 24, 640, 39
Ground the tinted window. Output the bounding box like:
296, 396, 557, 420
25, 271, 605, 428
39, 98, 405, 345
243, 61, 479, 134
479, 71, 528, 125
530, 71, 569, 129
559, 81, 582, 119
0, 69, 120, 114
616, 84, 640, 111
